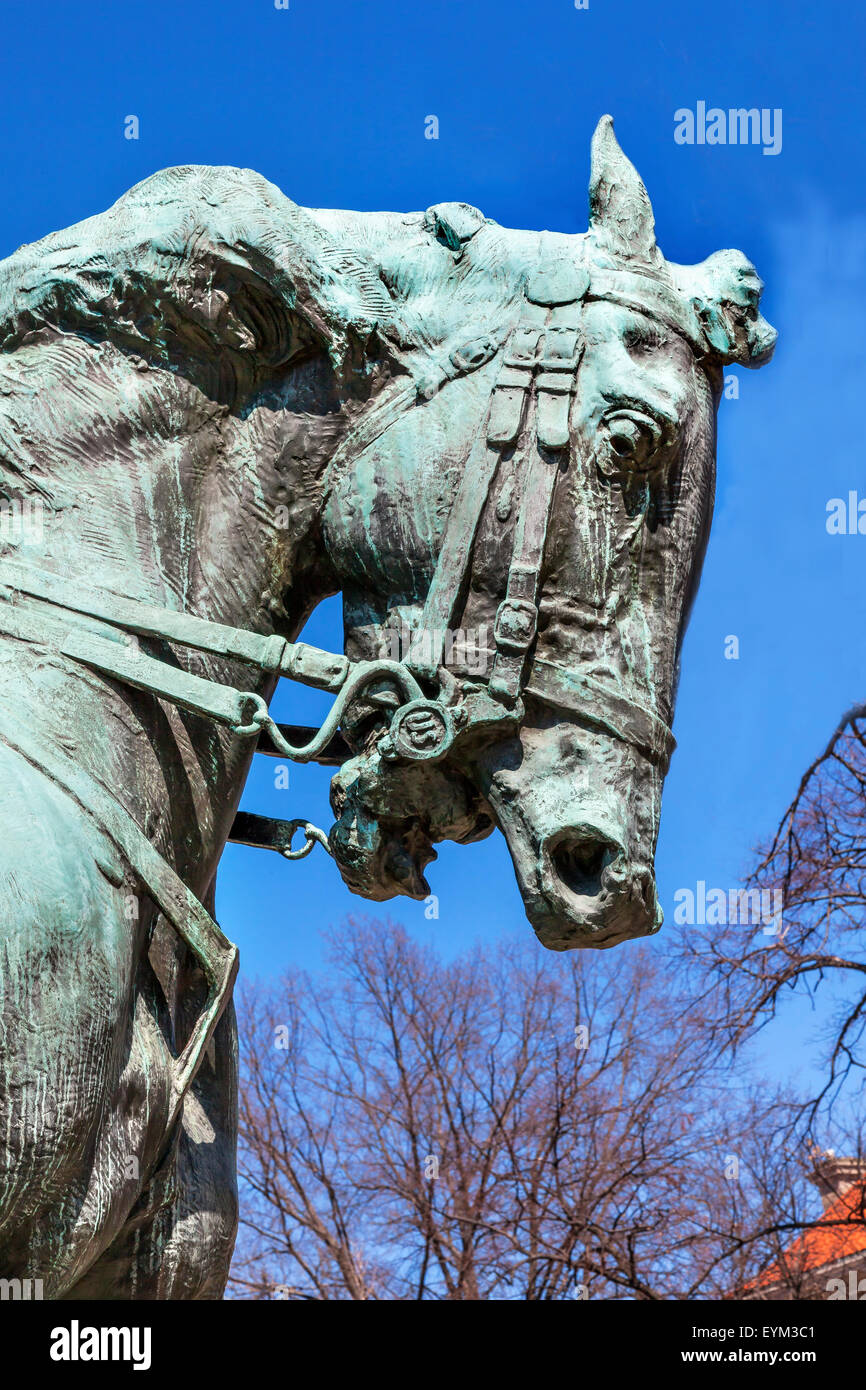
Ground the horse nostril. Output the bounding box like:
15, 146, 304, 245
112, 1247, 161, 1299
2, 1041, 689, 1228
550, 835, 617, 898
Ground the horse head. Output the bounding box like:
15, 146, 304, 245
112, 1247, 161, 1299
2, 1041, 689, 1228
312, 116, 776, 949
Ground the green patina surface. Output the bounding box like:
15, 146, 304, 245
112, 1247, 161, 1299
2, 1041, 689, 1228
0, 117, 774, 1297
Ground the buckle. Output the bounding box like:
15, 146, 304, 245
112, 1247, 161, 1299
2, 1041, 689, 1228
504, 328, 542, 367
537, 326, 580, 371
494, 598, 538, 653
449, 334, 499, 374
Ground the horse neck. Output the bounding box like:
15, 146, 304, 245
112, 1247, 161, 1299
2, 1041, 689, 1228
2, 347, 331, 889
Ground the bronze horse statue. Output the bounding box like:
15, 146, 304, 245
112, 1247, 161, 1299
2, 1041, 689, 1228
0, 118, 774, 1297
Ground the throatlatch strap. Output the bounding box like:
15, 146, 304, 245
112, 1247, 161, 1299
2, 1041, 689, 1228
407, 424, 503, 682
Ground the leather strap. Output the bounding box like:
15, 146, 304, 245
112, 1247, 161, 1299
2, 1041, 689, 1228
60, 627, 265, 731
407, 424, 503, 681
409, 303, 582, 686
585, 268, 706, 354
488, 301, 583, 705
526, 657, 676, 769
0, 700, 238, 1145
0, 558, 349, 692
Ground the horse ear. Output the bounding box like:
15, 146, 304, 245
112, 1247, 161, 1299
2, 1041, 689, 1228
674, 249, 777, 367
424, 202, 487, 252
588, 115, 662, 270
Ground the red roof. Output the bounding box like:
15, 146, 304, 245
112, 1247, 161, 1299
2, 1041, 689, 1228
750, 1182, 866, 1290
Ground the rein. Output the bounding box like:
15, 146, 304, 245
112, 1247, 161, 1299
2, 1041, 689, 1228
0, 561, 428, 1150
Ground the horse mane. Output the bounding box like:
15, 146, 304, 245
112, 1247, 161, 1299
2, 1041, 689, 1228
0, 167, 401, 386
0, 167, 594, 408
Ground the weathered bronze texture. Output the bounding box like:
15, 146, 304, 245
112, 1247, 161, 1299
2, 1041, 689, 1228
0, 117, 774, 1296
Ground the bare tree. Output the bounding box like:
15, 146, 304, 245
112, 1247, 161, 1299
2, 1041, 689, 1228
686, 708, 866, 1133
229, 919, 819, 1300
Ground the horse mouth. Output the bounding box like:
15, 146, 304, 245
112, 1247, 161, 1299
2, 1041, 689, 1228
328, 815, 437, 901
327, 749, 496, 904
382, 822, 437, 899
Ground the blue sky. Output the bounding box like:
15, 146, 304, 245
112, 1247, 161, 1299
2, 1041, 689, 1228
0, 1, 862, 1088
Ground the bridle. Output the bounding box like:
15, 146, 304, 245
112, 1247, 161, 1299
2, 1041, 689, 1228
0, 247, 698, 1137
381, 251, 683, 772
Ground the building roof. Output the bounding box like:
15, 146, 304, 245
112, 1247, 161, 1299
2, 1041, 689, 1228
747, 1153, 866, 1294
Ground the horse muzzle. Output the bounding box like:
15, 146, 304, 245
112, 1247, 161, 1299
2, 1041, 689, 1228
473, 717, 666, 950
525, 824, 662, 950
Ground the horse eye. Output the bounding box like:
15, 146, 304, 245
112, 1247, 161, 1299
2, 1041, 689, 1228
609, 419, 646, 459
602, 412, 662, 471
